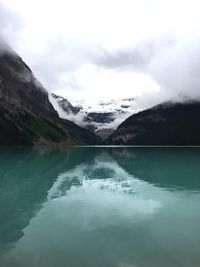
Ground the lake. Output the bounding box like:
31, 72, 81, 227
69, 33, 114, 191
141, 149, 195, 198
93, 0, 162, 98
0, 147, 200, 267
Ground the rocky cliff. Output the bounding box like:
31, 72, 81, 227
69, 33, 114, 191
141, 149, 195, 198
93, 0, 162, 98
0, 43, 101, 146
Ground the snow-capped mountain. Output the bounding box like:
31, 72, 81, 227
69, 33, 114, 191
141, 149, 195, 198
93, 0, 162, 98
50, 94, 139, 138
72, 97, 136, 113
49, 94, 97, 132
51, 93, 81, 115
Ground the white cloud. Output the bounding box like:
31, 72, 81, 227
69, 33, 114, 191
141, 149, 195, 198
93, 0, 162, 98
1, 0, 200, 110
66, 64, 160, 101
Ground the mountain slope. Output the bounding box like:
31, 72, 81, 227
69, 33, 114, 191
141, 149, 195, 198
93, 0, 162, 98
0, 43, 101, 146
109, 101, 200, 145
50, 93, 97, 132
51, 94, 137, 139
51, 93, 81, 115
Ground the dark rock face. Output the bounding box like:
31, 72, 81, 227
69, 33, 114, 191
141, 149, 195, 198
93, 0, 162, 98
51, 93, 81, 115
0, 45, 101, 146
0, 52, 58, 121
95, 128, 114, 139
86, 112, 115, 124
51, 93, 98, 132
109, 101, 200, 145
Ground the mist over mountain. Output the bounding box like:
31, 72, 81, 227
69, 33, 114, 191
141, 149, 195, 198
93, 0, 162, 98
1, 39, 200, 146
2, 0, 200, 111
50, 94, 139, 139
1, 0, 200, 146
0, 41, 101, 146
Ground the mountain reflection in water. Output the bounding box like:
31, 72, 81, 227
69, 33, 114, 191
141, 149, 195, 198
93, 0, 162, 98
0, 147, 200, 267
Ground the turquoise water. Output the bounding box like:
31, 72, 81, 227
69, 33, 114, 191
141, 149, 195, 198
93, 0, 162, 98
0, 147, 200, 267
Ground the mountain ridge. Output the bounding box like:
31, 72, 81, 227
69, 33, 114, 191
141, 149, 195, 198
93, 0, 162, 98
108, 100, 200, 145
0, 43, 101, 146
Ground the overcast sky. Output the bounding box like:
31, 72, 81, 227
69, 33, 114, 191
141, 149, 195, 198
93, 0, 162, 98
1, 0, 200, 107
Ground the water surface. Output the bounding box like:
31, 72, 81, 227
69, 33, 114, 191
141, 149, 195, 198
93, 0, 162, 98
0, 147, 200, 267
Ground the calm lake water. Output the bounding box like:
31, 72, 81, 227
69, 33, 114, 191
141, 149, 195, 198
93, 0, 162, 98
0, 147, 200, 267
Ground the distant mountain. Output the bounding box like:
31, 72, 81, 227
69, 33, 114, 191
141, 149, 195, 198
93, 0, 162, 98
108, 101, 200, 145
51, 95, 137, 139
74, 97, 137, 128
51, 93, 81, 115
86, 112, 115, 124
50, 93, 97, 132
0, 42, 101, 146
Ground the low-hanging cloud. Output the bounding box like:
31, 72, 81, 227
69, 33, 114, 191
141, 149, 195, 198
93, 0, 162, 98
26, 37, 100, 92
1, 0, 200, 113
92, 34, 200, 106
93, 37, 175, 71
149, 40, 200, 101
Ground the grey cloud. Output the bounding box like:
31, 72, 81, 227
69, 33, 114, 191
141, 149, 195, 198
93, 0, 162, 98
92, 37, 175, 71
92, 35, 200, 106
148, 40, 200, 102
20, 37, 101, 93
14, 32, 176, 96
94, 48, 149, 70
1, 0, 200, 113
